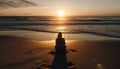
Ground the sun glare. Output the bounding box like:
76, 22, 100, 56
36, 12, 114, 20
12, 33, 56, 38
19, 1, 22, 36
58, 10, 64, 17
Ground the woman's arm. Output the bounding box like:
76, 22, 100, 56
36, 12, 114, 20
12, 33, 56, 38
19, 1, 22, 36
63, 38, 65, 45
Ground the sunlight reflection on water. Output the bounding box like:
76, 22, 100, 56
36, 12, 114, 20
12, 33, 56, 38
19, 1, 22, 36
56, 26, 67, 32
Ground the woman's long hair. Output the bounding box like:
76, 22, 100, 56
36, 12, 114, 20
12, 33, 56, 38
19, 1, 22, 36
57, 32, 62, 39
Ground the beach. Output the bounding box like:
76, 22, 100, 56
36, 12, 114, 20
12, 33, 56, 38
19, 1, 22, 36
0, 0, 120, 69
0, 36, 120, 69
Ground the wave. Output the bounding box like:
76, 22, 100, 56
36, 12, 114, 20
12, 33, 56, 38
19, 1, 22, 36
0, 16, 120, 21
0, 22, 120, 26
0, 16, 120, 39
2, 26, 120, 38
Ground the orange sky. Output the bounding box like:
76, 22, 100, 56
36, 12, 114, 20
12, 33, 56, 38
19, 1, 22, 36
0, 0, 120, 16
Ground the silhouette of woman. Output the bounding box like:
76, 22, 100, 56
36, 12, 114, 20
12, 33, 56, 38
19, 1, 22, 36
55, 32, 66, 52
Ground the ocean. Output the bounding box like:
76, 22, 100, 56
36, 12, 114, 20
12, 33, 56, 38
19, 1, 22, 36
0, 16, 120, 40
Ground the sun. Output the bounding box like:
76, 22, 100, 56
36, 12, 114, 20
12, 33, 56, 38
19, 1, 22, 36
58, 10, 64, 17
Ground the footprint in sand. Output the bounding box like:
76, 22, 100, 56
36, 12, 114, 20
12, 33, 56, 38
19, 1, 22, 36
25, 48, 45, 55
36, 63, 51, 69
68, 62, 76, 69
25, 49, 33, 54
36, 62, 76, 69
25, 57, 50, 69
70, 49, 77, 52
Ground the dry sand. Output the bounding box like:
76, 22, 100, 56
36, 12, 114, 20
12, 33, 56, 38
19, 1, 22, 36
0, 36, 120, 69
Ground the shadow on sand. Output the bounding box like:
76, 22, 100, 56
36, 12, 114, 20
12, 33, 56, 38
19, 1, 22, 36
51, 52, 68, 69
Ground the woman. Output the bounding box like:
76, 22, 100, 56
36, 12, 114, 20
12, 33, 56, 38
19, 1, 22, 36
55, 32, 66, 52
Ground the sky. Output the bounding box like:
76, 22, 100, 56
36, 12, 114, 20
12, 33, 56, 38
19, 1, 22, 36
0, 0, 120, 16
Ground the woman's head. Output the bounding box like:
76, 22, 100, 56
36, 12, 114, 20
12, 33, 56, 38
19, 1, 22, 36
57, 32, 62, 38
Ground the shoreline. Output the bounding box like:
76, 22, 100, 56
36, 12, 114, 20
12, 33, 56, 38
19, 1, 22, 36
1, 28, 120, 38
0, 30, 120, 41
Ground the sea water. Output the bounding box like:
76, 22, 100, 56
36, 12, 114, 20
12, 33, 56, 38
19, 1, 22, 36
0, 16, 120, 40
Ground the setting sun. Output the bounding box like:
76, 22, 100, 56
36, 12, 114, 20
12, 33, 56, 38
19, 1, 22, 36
58, 10, 64, 17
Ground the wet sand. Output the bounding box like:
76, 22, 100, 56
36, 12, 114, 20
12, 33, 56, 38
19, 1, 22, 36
0, 36, 120, 69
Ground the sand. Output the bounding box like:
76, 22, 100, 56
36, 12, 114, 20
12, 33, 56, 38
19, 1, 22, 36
0, 36, 120, 69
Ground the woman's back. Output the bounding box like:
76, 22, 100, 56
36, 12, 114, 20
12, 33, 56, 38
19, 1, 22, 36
56, 38, 65, 46
55, 32, 66, 52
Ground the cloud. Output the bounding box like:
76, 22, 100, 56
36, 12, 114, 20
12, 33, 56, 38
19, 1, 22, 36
0, 0, 38, 10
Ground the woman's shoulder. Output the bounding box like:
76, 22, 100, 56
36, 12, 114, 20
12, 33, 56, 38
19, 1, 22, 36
56, 38, 65, 40
62, 38, 65, 40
